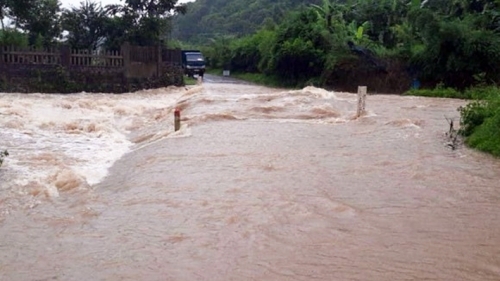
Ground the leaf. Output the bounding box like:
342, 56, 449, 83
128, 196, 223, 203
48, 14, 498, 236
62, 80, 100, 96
411, 0, 421, 9
356, 26, 363, 39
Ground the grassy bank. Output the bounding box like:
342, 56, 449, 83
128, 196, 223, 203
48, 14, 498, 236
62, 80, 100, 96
230, 72, 291, 88
403, 85, 476, 99
183, 76, 198, 86
205, 68, 223, 75
404, 87, 471, 99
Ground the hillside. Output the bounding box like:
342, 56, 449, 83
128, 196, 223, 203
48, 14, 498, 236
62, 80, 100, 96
171, 0, 320, 43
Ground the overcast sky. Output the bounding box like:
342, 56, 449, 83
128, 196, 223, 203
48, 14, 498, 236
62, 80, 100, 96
60, 0, 194, 9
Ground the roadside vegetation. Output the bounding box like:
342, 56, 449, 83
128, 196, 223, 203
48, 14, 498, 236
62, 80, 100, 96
403, 85, 500, 157
192, 0, 500, 90
404, 85, 466, 99
458, 87, 500, 157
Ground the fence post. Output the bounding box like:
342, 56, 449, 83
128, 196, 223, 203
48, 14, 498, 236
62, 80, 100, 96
176, 48, 182, 65
174, 108, 181, 131
156, 43, 162, 77
356, 86, 367, 118
60, 45, 71, 67
121, 42, 130, 78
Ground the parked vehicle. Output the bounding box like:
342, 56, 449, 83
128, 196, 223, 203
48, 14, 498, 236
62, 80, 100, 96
181, 50, 206, 78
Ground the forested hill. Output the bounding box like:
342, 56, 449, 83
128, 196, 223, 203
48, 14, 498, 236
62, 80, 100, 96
171, 0, 320, 43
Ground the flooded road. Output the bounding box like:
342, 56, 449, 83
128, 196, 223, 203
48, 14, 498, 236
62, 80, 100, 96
1, 81, 500, 280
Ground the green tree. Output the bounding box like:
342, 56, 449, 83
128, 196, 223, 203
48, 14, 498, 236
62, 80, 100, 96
310, 0, 336, 31
0, 0, 34, 31
0, 28, 28, 46
0, 0, 10, 30
204, 35, 234, 68
407, 0, 500, 88
11, 0, 62, 47
100, 15, 134, 50
105, 0, 186, 47
268, 9, 329, 84
121, 0, 186, 17
61, 0, 107, 50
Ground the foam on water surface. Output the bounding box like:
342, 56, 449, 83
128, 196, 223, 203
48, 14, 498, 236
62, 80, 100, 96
0, 87, 192, 199
4, 82, 500, 281
0, 84, 393, 203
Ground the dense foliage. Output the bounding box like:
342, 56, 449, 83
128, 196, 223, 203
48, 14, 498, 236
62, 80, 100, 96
0, 0, 187, 49
187, 0, 500, 90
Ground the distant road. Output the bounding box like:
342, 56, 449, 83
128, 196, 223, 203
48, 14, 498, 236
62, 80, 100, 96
202, 74, 254, 85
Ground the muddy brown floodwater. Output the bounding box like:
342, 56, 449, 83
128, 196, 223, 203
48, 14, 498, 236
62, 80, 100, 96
1, 82, 500, 281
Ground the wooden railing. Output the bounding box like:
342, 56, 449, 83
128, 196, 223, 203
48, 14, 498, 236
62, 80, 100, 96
163, 49, 182, 65
0, 44, 183, 79
0, 46, 124, 67
1, 46, 61, 65
0, 45, 181, 66
130, 45, 158, 63
70, 49, 123, 67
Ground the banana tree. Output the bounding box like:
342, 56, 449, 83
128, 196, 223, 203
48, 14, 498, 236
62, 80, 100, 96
346, 20, 370, 45
310, 0, 356, 33
310, 0, 335, 31
206, 35, 234, 68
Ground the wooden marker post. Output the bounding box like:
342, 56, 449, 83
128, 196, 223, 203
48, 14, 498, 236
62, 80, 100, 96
357, 86, 367, 118
174, 108, 181, 131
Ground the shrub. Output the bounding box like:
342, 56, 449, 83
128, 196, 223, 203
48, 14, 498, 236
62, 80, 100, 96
465, 109, 500, 156
459, 87, 500, 157
405, 87, 464, 99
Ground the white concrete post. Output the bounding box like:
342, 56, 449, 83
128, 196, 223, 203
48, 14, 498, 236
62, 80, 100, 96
357, 86, 367, 118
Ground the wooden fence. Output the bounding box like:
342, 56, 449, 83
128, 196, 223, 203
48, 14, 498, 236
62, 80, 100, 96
0, 43, 182, 79
70, 49, 123, 67
1, 46, 61, 65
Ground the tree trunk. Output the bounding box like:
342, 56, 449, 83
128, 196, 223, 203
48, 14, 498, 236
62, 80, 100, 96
1, 10, 5, 31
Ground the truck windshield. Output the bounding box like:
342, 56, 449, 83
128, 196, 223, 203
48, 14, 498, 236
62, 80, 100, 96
186, 54, 204, 62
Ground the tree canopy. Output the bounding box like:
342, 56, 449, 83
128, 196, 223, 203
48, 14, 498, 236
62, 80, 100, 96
196, 0, 500, 90
0, 0, 187, 49
3, 0, 500, 90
